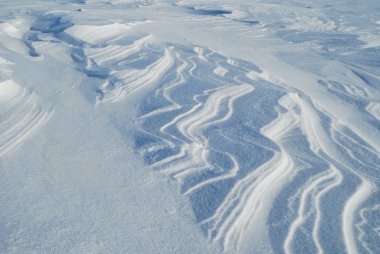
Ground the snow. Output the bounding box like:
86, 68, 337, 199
0, 0, 379, 253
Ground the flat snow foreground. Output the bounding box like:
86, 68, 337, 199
0, 0, 379, 253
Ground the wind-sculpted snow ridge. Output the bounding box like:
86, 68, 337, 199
0, 79, 51, 157
129, 42, 380, 253
66, 24, 174, 103
1, 1, 380, 253
366, 102, 380, 121
0, 20, 52, 158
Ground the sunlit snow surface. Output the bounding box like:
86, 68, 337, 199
0, 0, 379, 253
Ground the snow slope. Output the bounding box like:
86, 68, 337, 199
0, 0, 379, 253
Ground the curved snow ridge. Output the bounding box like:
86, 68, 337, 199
0, 57, 14, 81
160, 84, 254, 190
366, 102, 380, 121
1, 2, 380, 253
134, 44, 282, 251
105, 48, 174, 102
175, 84, 254, 146
73, 34, 175, 103
127, 37, 380, 253
136, 55, 380, 253
65, 23, 131, 44
343, 180, 376, 254
210, 92, 348, 252
0, 21, 24, 39
356, 203, 380, 254
317, 63, 380, 103
284, 167, 343, 254
268, 92, 379, 254
203, 151, 295, 251
99, 47, 174, 103
0, 79, 52, 157
0, 20, 31, 55
53, 5, 380, 252
84, 35, 152, 68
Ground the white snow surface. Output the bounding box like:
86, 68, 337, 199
0, 0, 379, 253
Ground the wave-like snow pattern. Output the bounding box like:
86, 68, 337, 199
1, 1, 379, 253
0, 20, 52, 158
0, 79, 51, 157
105, 37, 379, 252
69, 30, 174, 103
24, 6, 379, 253
62, 24, 380, 252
